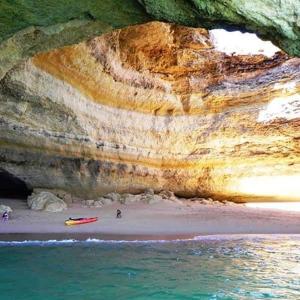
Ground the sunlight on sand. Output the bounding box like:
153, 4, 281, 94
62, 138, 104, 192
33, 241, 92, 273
237, 175, 300, 201
246, 202, 300, 212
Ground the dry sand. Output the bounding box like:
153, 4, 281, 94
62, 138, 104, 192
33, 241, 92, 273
1, 198, 300, 240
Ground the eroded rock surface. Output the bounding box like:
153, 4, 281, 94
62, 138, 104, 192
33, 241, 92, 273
27, 192, 67, 212
0, 22, 299, 201
81, 190, 238, 207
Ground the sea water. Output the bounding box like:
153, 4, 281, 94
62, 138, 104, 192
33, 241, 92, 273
0, 235, 300, 300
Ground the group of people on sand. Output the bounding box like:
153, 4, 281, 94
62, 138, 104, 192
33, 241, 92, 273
2, 209, 122, 221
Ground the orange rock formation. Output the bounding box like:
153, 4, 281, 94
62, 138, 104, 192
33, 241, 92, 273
0, 22, 299, 201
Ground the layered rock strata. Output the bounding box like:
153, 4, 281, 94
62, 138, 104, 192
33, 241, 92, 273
0, 22, 299, 201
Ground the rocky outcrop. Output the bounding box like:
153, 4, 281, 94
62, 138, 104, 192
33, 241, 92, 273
97, 190, 166, 206
81, 190, 233, 207
27, 192, 67, 212
1, 1, 300, 81
32, 189, 73, 205
0, 204, 12, 214
140, 0, 300, 56
0, 22, 299, 202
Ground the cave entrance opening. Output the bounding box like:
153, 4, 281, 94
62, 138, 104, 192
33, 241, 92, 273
209, 28, 280, 57
0, 169, 32, 199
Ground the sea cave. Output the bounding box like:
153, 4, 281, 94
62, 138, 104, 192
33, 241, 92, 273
1, 2, 300, 299
0, 1, 299, 202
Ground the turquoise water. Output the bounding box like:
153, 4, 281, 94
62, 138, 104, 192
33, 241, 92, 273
1, 236, 300, 299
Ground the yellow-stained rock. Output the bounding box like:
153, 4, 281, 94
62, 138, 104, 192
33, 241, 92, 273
0, 22, 299, 201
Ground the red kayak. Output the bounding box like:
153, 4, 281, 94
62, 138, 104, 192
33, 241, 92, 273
65, 217, 98, 226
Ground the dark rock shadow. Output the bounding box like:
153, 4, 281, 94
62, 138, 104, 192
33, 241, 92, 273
0, 168, 32, 199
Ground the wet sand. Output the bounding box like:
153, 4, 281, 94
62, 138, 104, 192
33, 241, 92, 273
1, 198, 300, 241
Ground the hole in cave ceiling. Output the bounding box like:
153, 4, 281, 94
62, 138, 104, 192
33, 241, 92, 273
209, 29, 281, 57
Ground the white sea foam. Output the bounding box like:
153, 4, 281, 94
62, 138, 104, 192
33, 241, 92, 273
0, 239, 77, 246
0, 238, 194, 246
1, 234, 300, 246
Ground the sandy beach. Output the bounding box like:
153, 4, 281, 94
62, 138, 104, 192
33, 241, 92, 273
1, 198, 300, 240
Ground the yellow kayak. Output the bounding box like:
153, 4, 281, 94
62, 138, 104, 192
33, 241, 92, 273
65, 217, 98, 226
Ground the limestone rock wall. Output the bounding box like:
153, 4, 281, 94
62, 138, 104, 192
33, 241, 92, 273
0, 22, 299, 201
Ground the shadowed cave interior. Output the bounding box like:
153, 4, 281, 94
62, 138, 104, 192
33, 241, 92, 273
0, 169, 32, 199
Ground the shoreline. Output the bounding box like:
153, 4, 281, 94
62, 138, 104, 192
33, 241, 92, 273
0, 232, 197, 242
1, 233, 300, 243
2, 198, 300, 241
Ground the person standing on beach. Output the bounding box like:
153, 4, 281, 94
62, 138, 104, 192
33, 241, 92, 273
2, 211, 9, 221
116, 209, 122, 219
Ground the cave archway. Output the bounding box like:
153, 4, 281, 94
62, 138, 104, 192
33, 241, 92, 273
0, 0, 300, 82
0, 20, 299, 201
0, 169, 32, 199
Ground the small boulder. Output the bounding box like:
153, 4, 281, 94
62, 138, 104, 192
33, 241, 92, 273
158, 190, 176, 200
123, 194, 140, 204
27, 191, 67, 212
85, 200, 95, 207
119, 193, 130, 204
97, 197, 113, 205
158, 190, 182, 204
146, 194, 163, 204
144, 188, 154, 195
57, 191, 73, 204
199, 199, 211, 205
33, 188, 73, 204
93, 201, 103, 208
104, 192, 121, 202
0, 204, 12, 214
44, 200, 67, 213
